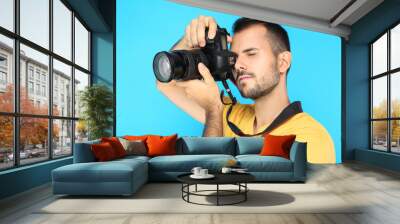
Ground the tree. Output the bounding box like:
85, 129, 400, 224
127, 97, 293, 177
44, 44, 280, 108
79, 84, 113, 140
372, 99, 400, 143
0, 84, 59, 151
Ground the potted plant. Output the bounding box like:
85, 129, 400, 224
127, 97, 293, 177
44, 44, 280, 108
79, 84, 114, 140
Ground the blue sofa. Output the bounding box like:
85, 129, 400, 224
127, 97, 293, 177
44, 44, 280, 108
52, 137, 307, 196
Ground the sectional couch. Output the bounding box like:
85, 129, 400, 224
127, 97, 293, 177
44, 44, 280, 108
52, 137, 307, 196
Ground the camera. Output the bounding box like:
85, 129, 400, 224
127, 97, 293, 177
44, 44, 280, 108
153, 27, 237, 83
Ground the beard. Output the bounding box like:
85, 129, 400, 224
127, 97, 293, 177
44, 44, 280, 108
235, 66, 280, 100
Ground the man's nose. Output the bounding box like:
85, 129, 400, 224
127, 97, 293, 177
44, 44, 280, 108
234, 58, 247, 71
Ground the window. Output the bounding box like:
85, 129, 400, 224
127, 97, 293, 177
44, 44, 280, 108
0, 35, 13, 113
0, 0, 14, 32
28, 81, 34, 94
42, 85, 46, 97
370, 23, 400, 154
0, 0, 91, 170
74, 18, 89, 70
28, 67, 34, 80
53, 0, 72, 60
20, 0, 49, 49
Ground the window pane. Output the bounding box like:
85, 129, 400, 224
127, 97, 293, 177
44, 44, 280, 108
74, 69, 89, 118
53, 119, 72, 157
20, 0, 49, 49
0, 0, 14, 31
53, 59, 72, 117
0, 34, 14, 113
391, 24, 400, 70
20, 44, 49, 115
391, 72, 400, 118
372, 76, 387, 119
20, 117, 49, 165
372, 121, 388, 151
53, 0, 72, 60
74, 17, 89, 70
75, 120, 88, 143
0, 116, 14, 170
391, 120, 400, 153
372, 33, 387, 76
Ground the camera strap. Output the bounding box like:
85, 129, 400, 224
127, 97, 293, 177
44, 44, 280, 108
220, 79, 237, 105
226, 100, 303, 137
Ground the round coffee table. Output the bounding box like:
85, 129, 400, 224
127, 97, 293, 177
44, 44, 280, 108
177, 172, 255, 206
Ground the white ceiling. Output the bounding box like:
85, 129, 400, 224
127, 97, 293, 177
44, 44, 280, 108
169, 0, 384, 39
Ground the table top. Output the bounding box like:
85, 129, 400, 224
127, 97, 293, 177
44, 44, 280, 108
177, 172, 255, 185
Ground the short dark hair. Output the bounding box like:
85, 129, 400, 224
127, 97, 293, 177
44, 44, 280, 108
232, 17, 290, 56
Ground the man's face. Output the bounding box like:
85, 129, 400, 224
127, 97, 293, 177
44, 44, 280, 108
230, 24, 280, 100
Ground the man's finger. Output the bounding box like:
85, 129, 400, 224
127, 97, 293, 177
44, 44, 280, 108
227, 35, 232, 43
205, 17, 217, 39
197, 20, 206, 47
198, 63, 214, 83
190, 19, 199, 47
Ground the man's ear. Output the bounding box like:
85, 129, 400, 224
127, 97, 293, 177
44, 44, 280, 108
277, 51, 291, 74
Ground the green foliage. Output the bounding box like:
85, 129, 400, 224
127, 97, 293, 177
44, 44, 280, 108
372, 99, 400, 140
79, 84, 114, 140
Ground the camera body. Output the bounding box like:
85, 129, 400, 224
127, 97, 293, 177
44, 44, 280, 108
153, 27, 237, 83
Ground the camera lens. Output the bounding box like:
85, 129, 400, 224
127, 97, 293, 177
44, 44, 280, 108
153, 52, 173, 82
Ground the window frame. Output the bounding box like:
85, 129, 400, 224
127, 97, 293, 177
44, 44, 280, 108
0, 0, 92, 171
370, 20, 400, 154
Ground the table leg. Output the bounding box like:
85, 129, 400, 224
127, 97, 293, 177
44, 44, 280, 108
217, 184, 219, 206
245, 183, 247, 201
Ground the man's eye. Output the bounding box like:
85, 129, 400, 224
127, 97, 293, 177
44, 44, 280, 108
248, 53, 256, 56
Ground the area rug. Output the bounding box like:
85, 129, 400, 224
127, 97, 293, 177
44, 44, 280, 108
36, 183, 362, 214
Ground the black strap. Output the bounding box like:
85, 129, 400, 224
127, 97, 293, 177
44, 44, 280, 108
226, 101, 303, 137
220, 79, 237, 105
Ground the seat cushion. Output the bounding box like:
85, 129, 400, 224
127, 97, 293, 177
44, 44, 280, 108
148, 154, 235, 172
52, 158, 147, 183
236, 155, 293, 172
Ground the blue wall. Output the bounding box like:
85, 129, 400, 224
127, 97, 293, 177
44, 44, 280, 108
0, 158, 72, 199
345, 0, 400, 169
116, 0, 342, 162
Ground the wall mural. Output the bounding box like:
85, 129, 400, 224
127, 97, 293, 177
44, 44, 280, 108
116, 0, 341, 163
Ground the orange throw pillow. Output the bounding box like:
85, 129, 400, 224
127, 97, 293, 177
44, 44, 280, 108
260, 134, 296, 159
146, 134, 178, 157
91, 142, 117, 161
101, 137, 127, 158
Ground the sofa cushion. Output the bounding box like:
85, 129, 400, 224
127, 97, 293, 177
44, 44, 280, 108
91, 142, 118, 161
177, 137, 236, 155
148, 154, 235, 172
52, 158, 147, 183
147, 134, 178, 157
101, 137, 127, 158
119, 138, 147, 156
260, 134, 296, 159
236, 155, 293, 172
235, 137, 264, 155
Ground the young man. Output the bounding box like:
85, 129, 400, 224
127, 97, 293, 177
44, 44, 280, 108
156, 16, 335, 163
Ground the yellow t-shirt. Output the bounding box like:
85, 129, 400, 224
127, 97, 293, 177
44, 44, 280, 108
222, 103, 336, 164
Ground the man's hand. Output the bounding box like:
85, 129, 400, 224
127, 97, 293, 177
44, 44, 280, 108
171, 15, 232, 51
176, 63, 224, 137
176, 63, 223, 113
